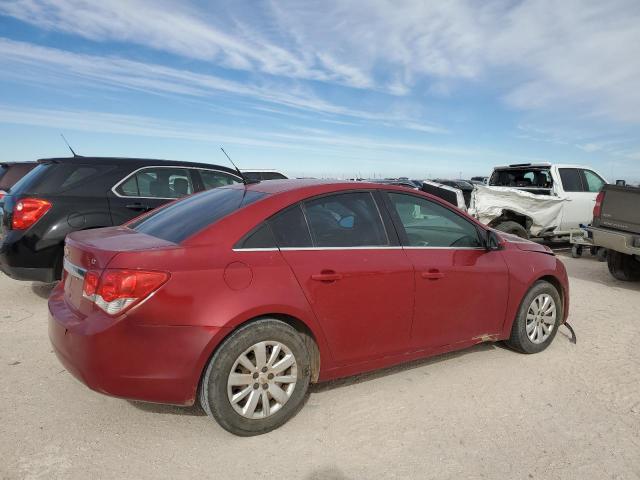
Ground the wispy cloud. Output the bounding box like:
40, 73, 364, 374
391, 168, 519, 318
0, 38, 447, 134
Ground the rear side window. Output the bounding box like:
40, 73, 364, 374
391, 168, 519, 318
199, 169, 240, 189
115, 167, 194, 199
268, 205, 312, 248
303, 192, 388, 247
558, 168, 583, 192
243, 172, 262, 182
132, 188, 266, 243
7, 163, 105, 194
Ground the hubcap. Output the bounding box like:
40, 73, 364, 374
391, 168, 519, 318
227, 341, 297, 419
526, 293, 556, 344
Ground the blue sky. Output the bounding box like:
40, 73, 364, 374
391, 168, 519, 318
1, 0, 639, 180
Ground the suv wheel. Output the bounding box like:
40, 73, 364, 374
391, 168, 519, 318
200, 318, 311, 436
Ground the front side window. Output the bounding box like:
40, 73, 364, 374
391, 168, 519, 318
116, 167, 194, 198
558, 168, 583, 192
582, 170, 605, 192
303, 192, 388, 247
388, 192, 481, 248
199, 169, 240, 190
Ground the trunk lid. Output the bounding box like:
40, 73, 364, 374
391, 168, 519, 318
63, 227, 176, 314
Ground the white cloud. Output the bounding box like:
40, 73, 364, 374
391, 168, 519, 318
0, 38, 446, 133
1, 0, 640, 125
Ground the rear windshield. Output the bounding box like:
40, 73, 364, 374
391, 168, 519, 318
131, 187, 267, 243
8, 163, 106, 194
489, 168, 553, 188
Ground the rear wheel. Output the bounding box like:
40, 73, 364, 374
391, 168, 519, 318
506, 281, 562, 354
607, 250, 640, 281
494, 220, 529, 239
200, 318, 311, 436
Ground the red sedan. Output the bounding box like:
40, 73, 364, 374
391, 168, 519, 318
48, 180, 569, 436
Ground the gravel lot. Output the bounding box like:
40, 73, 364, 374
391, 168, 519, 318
1, 253, 639, 480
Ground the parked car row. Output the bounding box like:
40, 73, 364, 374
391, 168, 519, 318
0, 157, 290, 282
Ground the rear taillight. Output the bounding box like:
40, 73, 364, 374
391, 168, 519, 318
12, 198, 52, 230
593, 191, 605, 218
82, 269, 169, 315
0, 190, 6, 200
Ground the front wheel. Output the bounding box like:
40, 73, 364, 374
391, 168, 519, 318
200, 318, 311, 436
506, 281, 563, 354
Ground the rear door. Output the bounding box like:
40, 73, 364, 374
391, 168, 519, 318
557, 168, 606, 230
272, 191, 415, 364
107, 166, 198, 225
382, 191, 509, 349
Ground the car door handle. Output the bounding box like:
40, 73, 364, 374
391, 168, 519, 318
421, 270, 444, 280
311, 271, 343, 282
126, 203, 151, 211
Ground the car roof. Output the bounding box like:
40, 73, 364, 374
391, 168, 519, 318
1, 161, 36, 167
36, 156, 238, 173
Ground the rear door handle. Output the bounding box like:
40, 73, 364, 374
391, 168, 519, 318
126, 203, 151, 211
421, 270, 444, 280
311, 271, 343, 282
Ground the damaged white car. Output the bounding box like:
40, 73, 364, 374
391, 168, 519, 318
422, 163, 607, 239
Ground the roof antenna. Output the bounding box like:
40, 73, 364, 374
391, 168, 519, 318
220, 147, 251, 186
60, 134, 79, 157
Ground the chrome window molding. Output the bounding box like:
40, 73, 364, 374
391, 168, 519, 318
232, 245, 485, 252
111, 166, 242, 200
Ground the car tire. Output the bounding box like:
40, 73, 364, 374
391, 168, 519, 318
494, 220, 529, 239
200, 318, 311, 436
607, 250, 640, 282
506, 280, 563, 354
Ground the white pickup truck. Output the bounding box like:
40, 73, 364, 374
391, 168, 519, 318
423, 163, 608, 239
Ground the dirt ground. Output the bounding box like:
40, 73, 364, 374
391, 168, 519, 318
1, 252, 639, 480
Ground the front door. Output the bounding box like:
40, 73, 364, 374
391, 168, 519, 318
383, 191, 509, 349
557, 168, 606, 230
270, 192, 415, 364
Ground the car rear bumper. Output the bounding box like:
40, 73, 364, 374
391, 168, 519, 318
48, 286, 227, 406
588, 226, 640, 256
0, 232, 60, 282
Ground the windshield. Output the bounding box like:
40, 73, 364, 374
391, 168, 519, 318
131, 187, 267, 243
489, 168, 553, 188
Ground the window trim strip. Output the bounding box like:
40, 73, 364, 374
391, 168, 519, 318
111, 165, 242, 200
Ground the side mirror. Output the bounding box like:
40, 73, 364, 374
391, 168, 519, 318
485, 230, 502, 251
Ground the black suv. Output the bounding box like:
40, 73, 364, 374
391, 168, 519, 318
0, 157, 241, 282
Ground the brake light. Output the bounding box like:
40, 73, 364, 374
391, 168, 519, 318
12, 198, 52, 230
593, 191, 605, 218
82, 269, 169, 315
0, 190, 6, 200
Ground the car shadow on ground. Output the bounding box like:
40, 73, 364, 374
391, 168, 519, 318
30, 282, 57, 299
127, 400, 207, 416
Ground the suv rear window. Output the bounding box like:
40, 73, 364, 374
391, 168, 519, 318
131, 187, 266, 243
9, 163, 104, 194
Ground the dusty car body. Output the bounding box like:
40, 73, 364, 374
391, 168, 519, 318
48, 180, 569, 435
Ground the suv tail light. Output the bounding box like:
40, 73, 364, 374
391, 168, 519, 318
12, 198, 52, 230
593, 191, 605, 218
82, 269, 169, 315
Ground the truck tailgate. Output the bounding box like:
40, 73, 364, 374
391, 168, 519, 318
597, 185, 640, 233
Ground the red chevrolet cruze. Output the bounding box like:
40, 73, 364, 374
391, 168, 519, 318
49, 180, 569, 435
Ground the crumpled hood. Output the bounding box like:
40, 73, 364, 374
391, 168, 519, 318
499, 232, 554, 254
